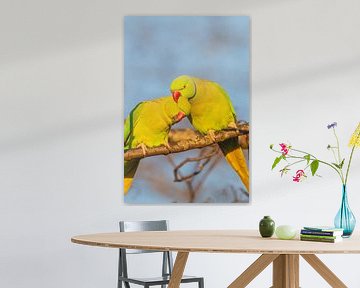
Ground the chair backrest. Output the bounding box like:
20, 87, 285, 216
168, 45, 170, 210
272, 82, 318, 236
120, 220, 168, 232
118, 220, 174, 285
119, 220, 169, 254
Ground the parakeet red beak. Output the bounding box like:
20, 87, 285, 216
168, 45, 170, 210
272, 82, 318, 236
172, 91, 181, 103
174, 111, 186, 122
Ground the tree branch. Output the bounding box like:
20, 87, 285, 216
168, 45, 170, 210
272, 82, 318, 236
124, 122, 249, 161
173, 145, 219, 182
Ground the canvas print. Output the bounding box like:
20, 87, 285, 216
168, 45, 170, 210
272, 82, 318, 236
124, 16, 250, 203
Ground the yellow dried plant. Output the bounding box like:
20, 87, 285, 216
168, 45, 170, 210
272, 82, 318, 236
349, 122, 360, 148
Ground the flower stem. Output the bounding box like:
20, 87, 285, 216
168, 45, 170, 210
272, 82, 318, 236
271, 147, 344, 182
284, 159, 306, 169
285, 154, 344, 182
345, 145, 356, 185
330, 148, 338, 164
345, 129, 360, 185
333, 127, 345, 181
333, 128, 342, 163
291, 148, 317, 159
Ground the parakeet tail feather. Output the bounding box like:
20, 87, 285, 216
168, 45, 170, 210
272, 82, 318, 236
124, 159, 140, 195
219, 137, 250, 192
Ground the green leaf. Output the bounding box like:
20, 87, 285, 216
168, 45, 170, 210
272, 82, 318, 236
332, 162, 341, 169
271, 156, 282, 170
332, 159, 345, 169
339, 158, 345, 169
310, 160, 319, 176
304, 154, 311, 164
270, 144, 274, 149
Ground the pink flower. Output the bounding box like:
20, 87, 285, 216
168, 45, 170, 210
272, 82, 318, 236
279, 143, 289, 155
293, 170, 306, 182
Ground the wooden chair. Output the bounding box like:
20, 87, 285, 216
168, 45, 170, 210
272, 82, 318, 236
118, 220, 204, 288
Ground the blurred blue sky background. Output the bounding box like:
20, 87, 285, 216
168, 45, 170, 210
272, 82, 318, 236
124, 16, 249, 120
124, 16, 250, 203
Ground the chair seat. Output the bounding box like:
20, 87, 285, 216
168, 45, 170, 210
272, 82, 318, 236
119, 275, 203, 286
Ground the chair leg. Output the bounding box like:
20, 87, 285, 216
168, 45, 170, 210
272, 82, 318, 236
118, 250, 123, 288
199, 278, 204, 288
118, 278, 130, 288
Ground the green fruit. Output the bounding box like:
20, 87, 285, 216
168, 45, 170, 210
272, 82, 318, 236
275, 225, 297, 240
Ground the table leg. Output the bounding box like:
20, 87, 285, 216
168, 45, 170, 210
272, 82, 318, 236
228, 254, 279, 288
272, 254, 299, 288
168, 252, 189, 288
301, 254, 347, 288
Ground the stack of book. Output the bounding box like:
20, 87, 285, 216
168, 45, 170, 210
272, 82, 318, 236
300, 226, 344, 243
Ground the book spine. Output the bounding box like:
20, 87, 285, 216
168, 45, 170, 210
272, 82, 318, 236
300, 234, 338, 240
300, 237, 337, 243
301, 230, 337, 236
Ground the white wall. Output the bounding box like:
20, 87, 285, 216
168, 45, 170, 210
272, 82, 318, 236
1, 0, 360, 287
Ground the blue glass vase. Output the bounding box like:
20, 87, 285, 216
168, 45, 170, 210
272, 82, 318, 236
334, 185, 356, 237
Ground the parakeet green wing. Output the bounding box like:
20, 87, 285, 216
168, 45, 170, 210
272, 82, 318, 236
124, 96, 186, 194
170, 75, 250, 192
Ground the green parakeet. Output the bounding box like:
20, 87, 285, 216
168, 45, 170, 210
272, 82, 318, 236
170, 75, 250, 192
124, 96, 186, 194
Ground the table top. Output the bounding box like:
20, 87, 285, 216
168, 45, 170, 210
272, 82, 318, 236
71, 230, 360, 254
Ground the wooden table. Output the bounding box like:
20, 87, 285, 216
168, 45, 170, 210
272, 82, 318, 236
71, 230, 360, 288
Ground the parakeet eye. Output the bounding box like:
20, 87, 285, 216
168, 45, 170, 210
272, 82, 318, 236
183, 85, 186, 88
